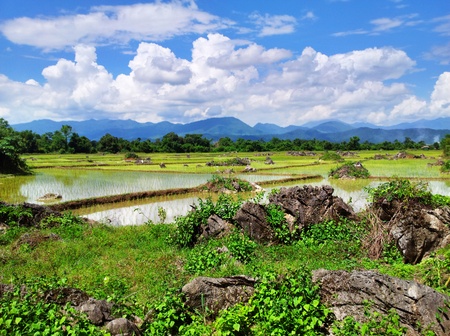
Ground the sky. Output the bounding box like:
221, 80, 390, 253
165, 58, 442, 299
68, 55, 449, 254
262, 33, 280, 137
0, 0, 449, 127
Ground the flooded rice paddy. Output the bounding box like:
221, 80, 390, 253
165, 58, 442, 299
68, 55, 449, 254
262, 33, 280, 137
2, 167, 450, 226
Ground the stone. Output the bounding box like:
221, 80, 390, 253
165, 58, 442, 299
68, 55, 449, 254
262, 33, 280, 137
200, 214, 234, 240
312, 269, 450, 336
233, 202, 275, 243
182, 275, 256, 318
105, 318, 141, 336
77, 298, 114, 325
268, 185, 357, 229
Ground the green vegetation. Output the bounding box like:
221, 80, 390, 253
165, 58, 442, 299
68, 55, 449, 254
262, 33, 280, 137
1, 178, 450, 334
365, 178, 450, 208
329, 162, 370, 179
0, 118, 30, 174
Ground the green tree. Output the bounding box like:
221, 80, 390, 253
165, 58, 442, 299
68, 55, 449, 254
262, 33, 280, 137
0, 118, 30, 174
97, 133, 121, 153
441, 134, 450, 157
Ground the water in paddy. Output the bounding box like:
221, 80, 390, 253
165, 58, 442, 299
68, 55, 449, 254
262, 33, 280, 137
0, 169, 286, 204
80, 178, 450, 226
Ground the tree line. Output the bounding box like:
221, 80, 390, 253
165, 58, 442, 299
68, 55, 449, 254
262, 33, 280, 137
1, 119, 441, 156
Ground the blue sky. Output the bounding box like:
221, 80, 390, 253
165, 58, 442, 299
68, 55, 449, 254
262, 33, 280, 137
0, 0, 449, 126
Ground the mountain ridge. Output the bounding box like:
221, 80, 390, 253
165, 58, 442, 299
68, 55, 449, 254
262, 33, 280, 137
11, 117, 450, 144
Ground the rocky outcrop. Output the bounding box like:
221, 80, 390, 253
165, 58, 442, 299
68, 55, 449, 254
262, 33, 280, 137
371, 199, 450, 264
0, 202, 62, 228
391, 205, 450, 264
105, 318, 142, 336
233, 202, 275, 243
199, 214, 234, 240
312, 269, 450, 336
38, 193, 62, 201
182, 275, 256, 318
268, 185, 357, 229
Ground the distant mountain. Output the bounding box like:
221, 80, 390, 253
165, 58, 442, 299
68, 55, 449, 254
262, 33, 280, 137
253, 123, 304, 134
311, 121, 355, 133
11, 117, 450, 144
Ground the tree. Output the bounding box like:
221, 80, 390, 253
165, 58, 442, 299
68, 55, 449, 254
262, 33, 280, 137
0, 118, 30, 174
441, 134, 450, 157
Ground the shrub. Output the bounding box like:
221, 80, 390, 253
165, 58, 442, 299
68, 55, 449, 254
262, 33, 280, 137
329, 162, 370, 179
320, 151, 342, 161
365, 178, 450, 208
265, 203, 299, 244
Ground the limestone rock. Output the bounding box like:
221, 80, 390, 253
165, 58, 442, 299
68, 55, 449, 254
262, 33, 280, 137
182, 275, 256, 318
77, 298, 114, 325
268, 185, 357, 229
105, 318, 141, 336
233, 202, 275, 243
312, 269, 450, 336
200, 214, 234, 240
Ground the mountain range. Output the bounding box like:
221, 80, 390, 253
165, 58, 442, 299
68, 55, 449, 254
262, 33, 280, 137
11, 117, 450, 144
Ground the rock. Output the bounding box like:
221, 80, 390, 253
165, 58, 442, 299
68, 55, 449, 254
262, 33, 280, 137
44, 287, 90, 306
159, 163, 166, 168
243, 165, 256, 172
312, 269, 450, 336
182, 275, 256, 318
38, 193, 62, 201
0, 202, 62, 228
77, 298, 114, 325
233, 202, 275, 243
14, 232, 62, 250
105, 318, 141, 336
200, 214, 234, 240
371, 198, 450, 264
390, 205, 450, 264
264, 157, 274, 165
268, 185, 357, 230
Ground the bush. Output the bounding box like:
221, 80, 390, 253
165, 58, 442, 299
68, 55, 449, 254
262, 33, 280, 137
265, 203, 299, 244
329, 162, 370, 179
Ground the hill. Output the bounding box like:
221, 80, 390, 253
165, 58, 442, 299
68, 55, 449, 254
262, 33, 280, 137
12, 117, 450, 144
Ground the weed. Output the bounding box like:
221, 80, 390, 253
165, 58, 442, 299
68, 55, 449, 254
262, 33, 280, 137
265, 203, 298, 244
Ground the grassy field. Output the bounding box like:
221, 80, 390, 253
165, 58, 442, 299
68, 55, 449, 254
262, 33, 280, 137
1, 150, 449, 334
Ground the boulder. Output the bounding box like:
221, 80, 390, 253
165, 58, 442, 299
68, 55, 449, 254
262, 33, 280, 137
371, 199, 450, 264
200, 214, 234, 240
76, 298, 114, 325
268, 185, 357, 229
312, 269, 450, 336
182, 275, 256, 318
44, 287, 90, 306
38, 193, 62, 201
105, 318, 141, 336
233, 202, 275, 243
390, 205, 450, 264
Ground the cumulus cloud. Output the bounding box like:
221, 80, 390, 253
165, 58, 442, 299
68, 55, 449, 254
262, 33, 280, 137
0, 35, 448, 127
0, 1, 231, 50
430, 72, 450, 116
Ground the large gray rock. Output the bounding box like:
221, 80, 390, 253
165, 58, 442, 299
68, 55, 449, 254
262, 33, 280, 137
390, 206, 450, 263
182, 275, 256, 318
77, 298, 114, 325
233, 202, 275, 243
105, 318, 141, 336
312, 269, 450, 336
268, 185, 357, 229
200, 214, 234, 240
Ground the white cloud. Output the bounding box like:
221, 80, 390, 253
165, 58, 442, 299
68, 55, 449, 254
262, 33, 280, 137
433, 14, 450, 36
250, 13, 297, 37
0, 1, 231, 50
424, 42, 450, 65
430, 72, 450, 116
0, 36, 447, 127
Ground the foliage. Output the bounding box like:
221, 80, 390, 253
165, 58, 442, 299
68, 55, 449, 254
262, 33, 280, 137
0, 276, 106, 335
332, 304, 407, 336
0, 203, 33, 227
265, 203, 299, 244
441, 160, 450, 173
320, 151, 342, 161
329, 162, 370, 179
300, 219, 358, 247
40, 212, 87, 239
0, 118, 30, 174
226, 231, 257, 263
365, 178, 450, 207
206, 174, 253, 192
184, 243, 228, 274
214, 268, 331, 335
169, 194, 244, 247
124, 152, 139, 159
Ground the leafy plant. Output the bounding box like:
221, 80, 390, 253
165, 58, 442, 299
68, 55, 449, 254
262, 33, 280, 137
365, 178, 450, 208
300, 219, 358, 247
320, 151, 342, 161
184, 244, 227, 274
329, 162, 370, 179
214, 268, 331, 335
265, 203, 298, 244
226, 231, 257, 264
332, 303, 407, 336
